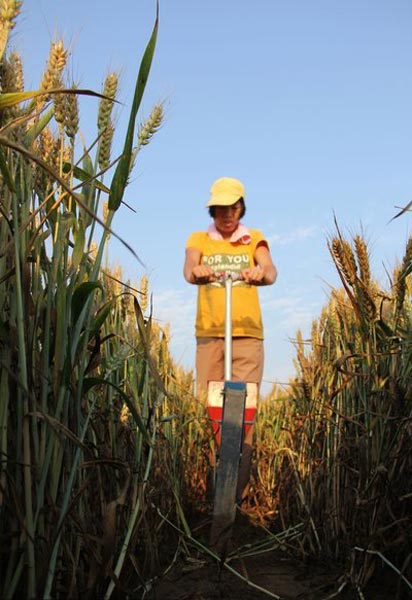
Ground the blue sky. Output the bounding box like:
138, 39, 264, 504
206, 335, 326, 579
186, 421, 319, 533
15, 1, 412, 393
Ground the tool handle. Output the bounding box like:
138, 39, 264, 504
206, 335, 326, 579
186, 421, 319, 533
224, 276, 233, 381
196, 271, 243, 381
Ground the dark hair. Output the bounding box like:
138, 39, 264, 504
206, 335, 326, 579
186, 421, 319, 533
208, 198, 246, 219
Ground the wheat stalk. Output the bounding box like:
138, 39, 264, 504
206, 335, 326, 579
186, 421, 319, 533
65, 84, 79, 139
330, 237, 358, 286
354, 235, 371, 286
38, 40, 68, 106
0, 0, 22, 60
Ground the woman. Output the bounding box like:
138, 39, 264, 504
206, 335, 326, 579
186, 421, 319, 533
183, 176, 277, 502
184, 176, 277, 396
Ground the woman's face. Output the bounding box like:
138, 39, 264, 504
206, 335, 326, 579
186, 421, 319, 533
213, 201, 243, 238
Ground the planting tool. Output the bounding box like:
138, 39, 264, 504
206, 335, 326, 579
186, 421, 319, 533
206, 272, 258, 555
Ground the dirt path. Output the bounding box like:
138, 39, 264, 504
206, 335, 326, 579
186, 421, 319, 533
145, 551, 337, 599
144, 508, 412, 600
143, 510, 399, 600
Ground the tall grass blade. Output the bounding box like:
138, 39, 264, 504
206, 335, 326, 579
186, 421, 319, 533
109, 2, 159, 210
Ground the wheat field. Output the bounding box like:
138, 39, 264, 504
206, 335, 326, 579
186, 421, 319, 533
0, 3, 411, 598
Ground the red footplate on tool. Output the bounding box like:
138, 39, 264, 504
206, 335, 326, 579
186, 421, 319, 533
207, 406, 223, 440
243, 407, 257, 436
207, 381, 258, 444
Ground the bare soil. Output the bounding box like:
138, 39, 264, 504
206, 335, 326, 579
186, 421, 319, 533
144, 510, 407, 600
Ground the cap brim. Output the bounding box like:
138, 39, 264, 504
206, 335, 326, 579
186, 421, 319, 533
206, 195, 241, 207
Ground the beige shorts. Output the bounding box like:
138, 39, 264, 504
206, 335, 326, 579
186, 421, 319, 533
195, 336, 264, 398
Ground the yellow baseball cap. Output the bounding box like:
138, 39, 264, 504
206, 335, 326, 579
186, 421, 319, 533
206, 177, 245, 207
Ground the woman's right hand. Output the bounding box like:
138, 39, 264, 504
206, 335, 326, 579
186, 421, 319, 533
192, 265, 216, 284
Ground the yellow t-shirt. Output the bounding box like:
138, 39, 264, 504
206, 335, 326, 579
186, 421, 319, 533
186, 230, 266, 339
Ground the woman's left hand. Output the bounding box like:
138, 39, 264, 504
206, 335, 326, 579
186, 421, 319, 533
241, 266, 265, 285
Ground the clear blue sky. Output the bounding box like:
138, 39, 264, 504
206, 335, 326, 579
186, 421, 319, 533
15, 0, 412, 392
